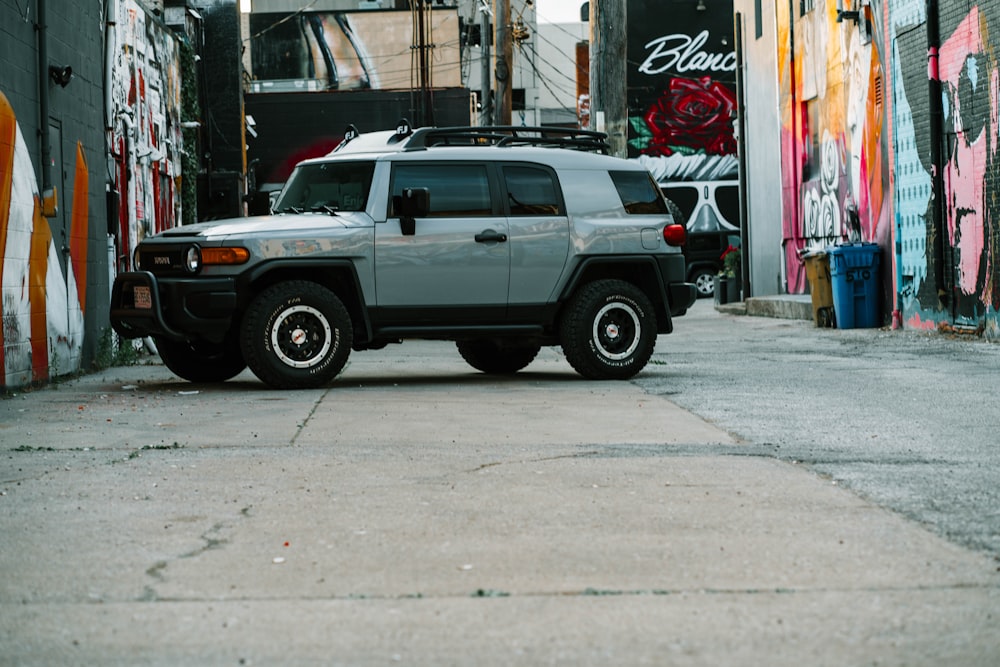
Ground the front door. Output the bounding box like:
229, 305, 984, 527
375, 162, 509, 323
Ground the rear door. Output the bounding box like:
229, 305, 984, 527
500, 163, 569, 305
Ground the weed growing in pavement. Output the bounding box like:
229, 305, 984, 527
94, 328, 139, 370
124, 443, 184, 461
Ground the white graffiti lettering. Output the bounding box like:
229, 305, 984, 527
638, 31, 737, 75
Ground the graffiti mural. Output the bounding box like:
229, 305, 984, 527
107, 0, 185, 272
891, 0, 1000, 334
247, 10, 461, 91
627, 0, 740, 209
777, 0, 890, 295
0, 93, 85, 387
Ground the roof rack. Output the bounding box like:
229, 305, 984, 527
405, 126, 610, 154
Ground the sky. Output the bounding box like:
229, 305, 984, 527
534, 0, 586, 24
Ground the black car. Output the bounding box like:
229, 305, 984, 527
661, 181, 741, 298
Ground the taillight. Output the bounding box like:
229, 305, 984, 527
662, 224, 687, 247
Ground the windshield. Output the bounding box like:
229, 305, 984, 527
274, 161, 375, 214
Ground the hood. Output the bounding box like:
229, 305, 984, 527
157, 212, 371, 240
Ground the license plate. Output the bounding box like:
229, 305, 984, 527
133, 285, 152, 310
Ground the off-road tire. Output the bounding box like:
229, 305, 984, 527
456, 339, 541, 374
240, 281, 352, 389
155, 335, 246, 383
559, 279, 657, 380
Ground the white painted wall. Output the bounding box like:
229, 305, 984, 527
734, 0, 784, 295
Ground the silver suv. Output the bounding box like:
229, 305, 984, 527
111, 124, 697, 389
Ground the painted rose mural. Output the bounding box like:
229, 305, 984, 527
627, 0, 739, 234
633, 75, 737, 157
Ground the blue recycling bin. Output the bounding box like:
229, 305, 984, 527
828, 243, 880, 329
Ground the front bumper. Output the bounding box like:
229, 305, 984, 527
110, 271, 238, 343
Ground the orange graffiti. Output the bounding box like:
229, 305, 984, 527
29, 202, 50, 381
71, 141, 89, 310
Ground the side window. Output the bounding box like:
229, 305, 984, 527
715, 184, 741, 227
502, 166, 560, 216
391, 164, 491, 217
610, 171, 669, 215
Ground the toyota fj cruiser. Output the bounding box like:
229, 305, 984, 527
111, 123, 697, 389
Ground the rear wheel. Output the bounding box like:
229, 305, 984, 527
559, 279, 657, 380
456, 339, 541, 374
155, 336, 246, 383
240, 281, 352, 389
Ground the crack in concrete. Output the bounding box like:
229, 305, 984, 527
466, 450, 601, 473
138, 580, 1000, 604
140, 508, 253, 602
289, 388, 332, 446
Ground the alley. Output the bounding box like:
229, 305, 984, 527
1, 300, 997, 665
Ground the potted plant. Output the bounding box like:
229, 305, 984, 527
720, 244, 742, 303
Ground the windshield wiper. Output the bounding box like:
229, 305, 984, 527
277, 206, 304, 214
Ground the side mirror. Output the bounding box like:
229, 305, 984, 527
394, 187, 429, 236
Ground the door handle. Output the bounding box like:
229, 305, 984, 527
475, 229, 508, 243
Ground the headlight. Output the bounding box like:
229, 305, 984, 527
133, 247, 141, 270
184, 245, 201, 273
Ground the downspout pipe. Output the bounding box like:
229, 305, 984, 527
734, 11, 751, 298
926, 0, 946, 307
37, 0, 56, 216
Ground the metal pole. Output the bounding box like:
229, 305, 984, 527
734, 11, 750, 298
37, 0, 56, 216
926, 0, 947, 308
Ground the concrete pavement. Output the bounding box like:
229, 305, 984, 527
1, 322, 997, 665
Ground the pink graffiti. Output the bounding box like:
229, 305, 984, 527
938, 6, 998, 300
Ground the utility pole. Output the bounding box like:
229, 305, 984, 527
416, 0, 434, 126
590, 0, 627, 156
480, 2, 492, 125
494, 0, 512, 125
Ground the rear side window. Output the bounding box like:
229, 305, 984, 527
502, 166, 561, 216
610, 171, 669, 215
391, 164, 492, 217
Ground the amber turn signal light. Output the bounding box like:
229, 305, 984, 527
201, 247, 250, 265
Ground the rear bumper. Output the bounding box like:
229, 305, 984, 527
656, 254, 698, 316
110, 271, 238, 343
668, 282, 698, 316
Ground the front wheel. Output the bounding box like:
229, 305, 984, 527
456, 339, 541, 374
559, 279, 657, 380
240, 281, 352, 389
155, 336, 247, 383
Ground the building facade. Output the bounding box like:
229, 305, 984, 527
739, 0, 999, 337
1, 0, 189, 389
